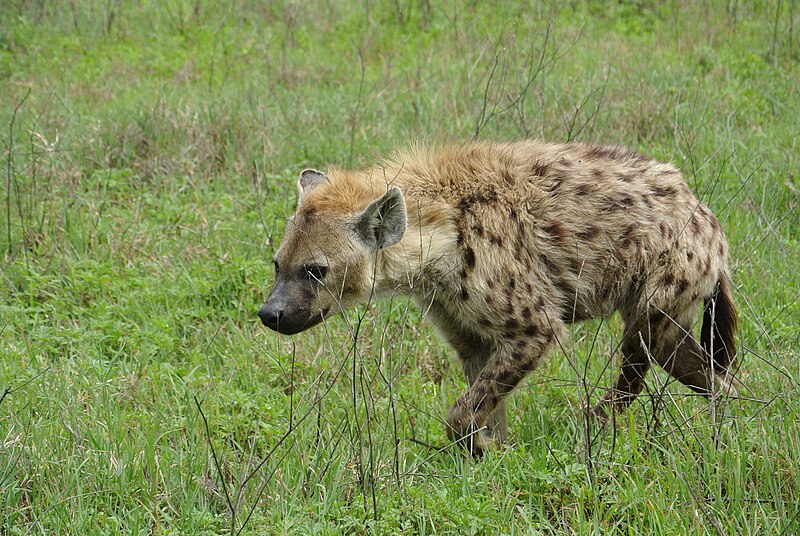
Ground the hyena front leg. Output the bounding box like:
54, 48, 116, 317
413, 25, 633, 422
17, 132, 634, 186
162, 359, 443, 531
447, 324, 557, 454
425, 303, 510, 450
460, 349, 508, 445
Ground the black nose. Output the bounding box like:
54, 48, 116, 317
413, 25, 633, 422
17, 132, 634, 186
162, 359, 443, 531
258, 302, 283, 327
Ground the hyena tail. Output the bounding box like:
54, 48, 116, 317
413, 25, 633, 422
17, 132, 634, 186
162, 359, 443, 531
701, 273, 738, 374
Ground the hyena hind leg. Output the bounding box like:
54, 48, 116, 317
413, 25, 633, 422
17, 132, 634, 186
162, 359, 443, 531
640, 305, 738, 399
590, 325, 651, 421
651, 316, 723, 396
593, 307, 736, 422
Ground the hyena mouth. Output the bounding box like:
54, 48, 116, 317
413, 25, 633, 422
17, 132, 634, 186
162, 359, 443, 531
261, 306, 331, 335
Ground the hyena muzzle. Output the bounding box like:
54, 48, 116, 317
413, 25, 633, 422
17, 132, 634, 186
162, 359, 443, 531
258, 140, 739, 455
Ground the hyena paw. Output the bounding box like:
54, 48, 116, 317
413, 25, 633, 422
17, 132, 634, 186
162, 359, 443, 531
585, 389, 639, 425
713, 372, 741, 398
585, 400, 613, 425
446, 400, 495, 455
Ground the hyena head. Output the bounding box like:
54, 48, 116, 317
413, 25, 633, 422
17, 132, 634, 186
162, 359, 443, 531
259, 168, 407, 335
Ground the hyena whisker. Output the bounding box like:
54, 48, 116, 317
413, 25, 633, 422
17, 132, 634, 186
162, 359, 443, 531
260, 140, 740, 456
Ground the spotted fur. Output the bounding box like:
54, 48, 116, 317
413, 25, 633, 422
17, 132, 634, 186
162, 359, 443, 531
260, 140, 739, 454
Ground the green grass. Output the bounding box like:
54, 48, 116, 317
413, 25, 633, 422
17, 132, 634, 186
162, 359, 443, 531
1, 0, 799, 533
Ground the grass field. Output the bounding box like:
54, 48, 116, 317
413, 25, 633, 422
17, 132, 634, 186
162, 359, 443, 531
1, 1, 799, 534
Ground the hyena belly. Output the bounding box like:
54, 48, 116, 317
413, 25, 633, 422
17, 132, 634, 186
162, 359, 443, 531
261, 140, 738, 455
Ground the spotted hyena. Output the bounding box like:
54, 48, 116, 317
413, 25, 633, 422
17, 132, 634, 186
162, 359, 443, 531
259, 140, 738, 454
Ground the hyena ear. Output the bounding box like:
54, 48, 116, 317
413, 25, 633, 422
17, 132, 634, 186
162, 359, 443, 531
297, 169, 327, 202
354, 187, 407, 250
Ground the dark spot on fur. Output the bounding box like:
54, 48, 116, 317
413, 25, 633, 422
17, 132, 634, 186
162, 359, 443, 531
509, 277, 516, 289
542, 256, 562, 275
648, 310, 668, 325
641, 195, 654, 209
585, 144, 619, 160
618, 171, 636, 183
472, 385, 498, 409
585, 144, 651, 165
663, 272, 675, 286
485, 295, 494, 305
506, 318, 519, 331
677, 278, 689, 294
577, 225, 600, 241
464, 247, 476, 270
543, 176, 564, 192
569, 257, 583, 275
509, 207, 518, 220
536, 296, 545, 310
620, 225, 636, 248
459, 286, 469, 301
718, 243, 725, 256
524, 325, 539, 337
515, 225, 526, 250
690, 214, 702, 234
687, 251, 694, 261
497, 369, 523, 392
603, 194, 636, 212
659, 222, 667, 236
574, 183, 593, 197
506, 288, 521, 310
489, 234, 504, 247
487, 278, 495, 289
702, 258, 711, 276
532, 162, 550, 177
651, 186, 677, 197
502, 168, 515, 185
543, 222, 566, 243
525, 282, 532, 293
473, 221, 485, 237
592, 168, 604, 181
458, 190, 499, 213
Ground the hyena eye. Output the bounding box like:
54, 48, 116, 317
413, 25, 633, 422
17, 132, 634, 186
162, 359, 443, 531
305, 265, 328, 281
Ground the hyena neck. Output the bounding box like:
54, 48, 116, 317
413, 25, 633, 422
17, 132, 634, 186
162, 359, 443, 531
372, 194, 460, 297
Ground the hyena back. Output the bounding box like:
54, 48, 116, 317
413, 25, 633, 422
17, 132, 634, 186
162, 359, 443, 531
259, 140, 738, 454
